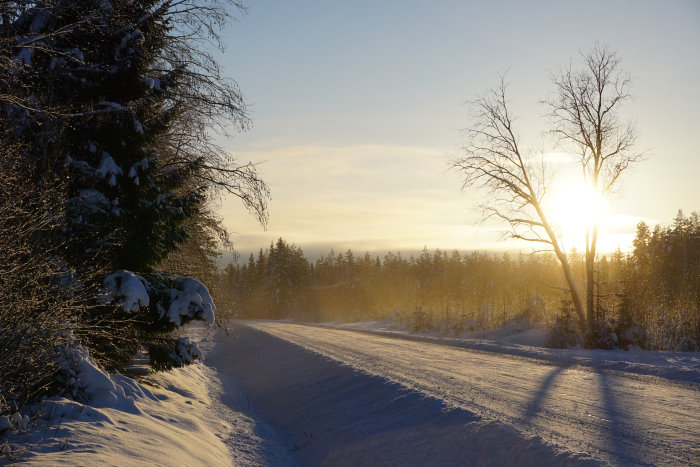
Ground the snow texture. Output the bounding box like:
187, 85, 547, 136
114, 29, 144, 60
17, 48, 32, 67
143, 77, 161, 91
102, 269, 149, 312
321, 319, 700, 383
8, 324, 291, 466
95, 151, 123, 186
163, 278, 215, 325
227, 321, 700, 465
9, 320, 698, 465
57, 340, 141, 412
212, 322, 604, 466
97, 101, 122, 110
73, 188, 106, 208
167, 337, 204, 367
65, 156, 95, 176
28, 8, 50, 33
127, 158, 148, 185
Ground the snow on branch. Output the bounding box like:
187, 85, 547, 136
101, 270, 150, 312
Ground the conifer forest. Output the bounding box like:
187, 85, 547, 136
222, 211, 700, 351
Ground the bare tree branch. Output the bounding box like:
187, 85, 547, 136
545, 43, 645, 332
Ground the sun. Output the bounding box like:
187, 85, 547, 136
549, 182, 609, 248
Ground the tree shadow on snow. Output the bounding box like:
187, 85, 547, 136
520, 357, 649, 465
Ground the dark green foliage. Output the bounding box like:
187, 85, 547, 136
147, 340, 180, 372
551, 210, 699, 350
76, 309, 144, 372
0, 0, 243, 375
81, 269, 215, 371
147, 337, 202, 371
0, 1, 266, 428
613, 302, 648, 349
586, 318, 617, 350
6, 0, 200, 272
621, 211, 700, 349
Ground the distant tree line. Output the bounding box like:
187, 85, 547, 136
223, 240, 575, 330
222, 210, 699, 351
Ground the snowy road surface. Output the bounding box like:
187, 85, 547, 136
213, 321, 700, 466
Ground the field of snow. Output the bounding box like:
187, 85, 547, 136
5, 320, 699, 466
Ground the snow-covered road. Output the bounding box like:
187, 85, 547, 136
214, 321, 699, 466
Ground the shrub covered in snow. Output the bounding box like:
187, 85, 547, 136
410, 308, 430, 331
676, 336, 698, 352
93, 269, 213, 371
1, 0, 263, 459
162, 277, 215, 326
613, 304, 648, 350
148, 337, 204, 371
586, 318, 618, 350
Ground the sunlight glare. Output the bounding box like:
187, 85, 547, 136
550, 182, 609, 246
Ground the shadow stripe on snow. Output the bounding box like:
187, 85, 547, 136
214, 323, 601, 467
297, 322, 700, 389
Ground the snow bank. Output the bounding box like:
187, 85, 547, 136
12, 363, 233, 466
6, 324, 291, 466
95, 151, 123, 186
76, 346, 136, 407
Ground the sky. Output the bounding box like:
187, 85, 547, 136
215, 0, 700, 261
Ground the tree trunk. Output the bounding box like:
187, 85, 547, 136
554, 246, 587, 337
533, 202, 587, 337
585, 219, 599, 338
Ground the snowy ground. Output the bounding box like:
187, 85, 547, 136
4, 325, 293, 466
319, 319, 700, 383
221, 321, 699, 466
5, 320, 699, 466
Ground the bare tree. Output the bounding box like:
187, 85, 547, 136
452, 45, 643, 340
546, 44, 644, 333
142, 0, 270, 230
452, 76, 587, 335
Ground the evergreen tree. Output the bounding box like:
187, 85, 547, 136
1, 0, 268, 371
6, 0, 198, 270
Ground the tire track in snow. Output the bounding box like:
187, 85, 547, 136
215, 323, 600, 466
247, 321, 700, 466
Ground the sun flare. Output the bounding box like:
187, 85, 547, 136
549, 182, 609, 246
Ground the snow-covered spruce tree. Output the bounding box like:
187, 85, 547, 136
3, 0, 268, 372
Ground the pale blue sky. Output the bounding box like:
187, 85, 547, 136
217, 0, 700, 259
